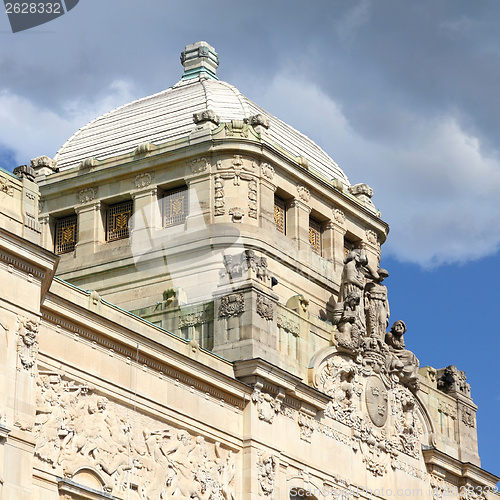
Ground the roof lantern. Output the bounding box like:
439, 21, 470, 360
180, 41, 219, 81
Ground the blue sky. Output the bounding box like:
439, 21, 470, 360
0, 0, 499, 475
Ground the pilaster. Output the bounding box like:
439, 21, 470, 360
287, 199, 311, 251
74, 201, 102, 255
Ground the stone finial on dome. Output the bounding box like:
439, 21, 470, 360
181, 41, 219, 81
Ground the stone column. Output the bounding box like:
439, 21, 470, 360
185, 162, 211, 231
38, 214, 53, 252
74, 201, 102, 256
131, 186, 160, 236
287, 199, 311, 250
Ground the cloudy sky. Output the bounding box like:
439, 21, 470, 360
1, 0, 499, 475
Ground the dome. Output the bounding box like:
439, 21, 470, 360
54, 42, 350, 186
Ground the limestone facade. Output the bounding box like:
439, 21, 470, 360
0, 42, 498, 500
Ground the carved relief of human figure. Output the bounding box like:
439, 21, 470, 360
364, 268, 390, 341
385, 320, 420, 390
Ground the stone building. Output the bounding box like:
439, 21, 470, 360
0, 41, 498, 500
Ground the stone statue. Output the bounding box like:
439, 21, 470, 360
385, 321, 420, 390
364, 268, 390, 341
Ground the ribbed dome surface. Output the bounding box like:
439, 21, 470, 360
54, 44, 349, 186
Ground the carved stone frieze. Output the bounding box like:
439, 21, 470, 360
78, 188, 97, 204
134, 172, 154, 189
17, 317, 39, 370
257, 452, 276, 497
276, 315, 299, 336
251, 384, 283, 424
220, 250, 270, 284
34, 372, 236, 498
296, 185, 311, 202
256, 294, 273, 321
178, 310, 212, 328
219, 293, 245, 318
438, 400, 457, 419
0, 177, 14, 197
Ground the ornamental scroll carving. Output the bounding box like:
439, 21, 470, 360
219, 293, 245, 318
34, 372, 236, 499
17, 317, 39, 370
257, 452, 276, 497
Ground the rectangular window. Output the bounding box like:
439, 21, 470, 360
162, 186, 188, 227
106, 201, 133, 242
55, 215, 77, 254
274, 196, 286, 234
309, 217, 321, 254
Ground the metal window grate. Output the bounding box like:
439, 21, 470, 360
274, 196, 286, 234
162, 187, 188, 227
55, 215, 77, 254
106, 201, 132, 241
309, 217, 321, 254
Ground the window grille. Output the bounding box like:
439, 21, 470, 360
309, 217, 321, 254
55, 215, 77, 254
162, 187, 188, 227
106, 201, 132, 241
274, 196, 286, 234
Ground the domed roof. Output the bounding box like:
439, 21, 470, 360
54, 42, 350, 186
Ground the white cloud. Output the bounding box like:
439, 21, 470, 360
253, 74, 500, 268
0, 80, 136, 166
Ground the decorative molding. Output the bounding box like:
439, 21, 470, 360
276, 315, 299, 336
251, 383, 283, 423
365, 229, 378, 245
0, 177, 14, 196
332, 208, 345, 225
219, 293, 245, 318
191, 157, 210, 174
257, 452, 276, 497
134, 172, 154, 189
260, 162, 274, 181
178, 310, 212, 328
256, 294, 274, 321
248, 178, 258, 219
214, 174, 225, 216
296, 185, 311, 202
17, 316, 39, 370
438, 400, 457, 419
78, 188, 97, 204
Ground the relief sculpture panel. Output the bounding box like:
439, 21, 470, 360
34, 371, 236, 499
